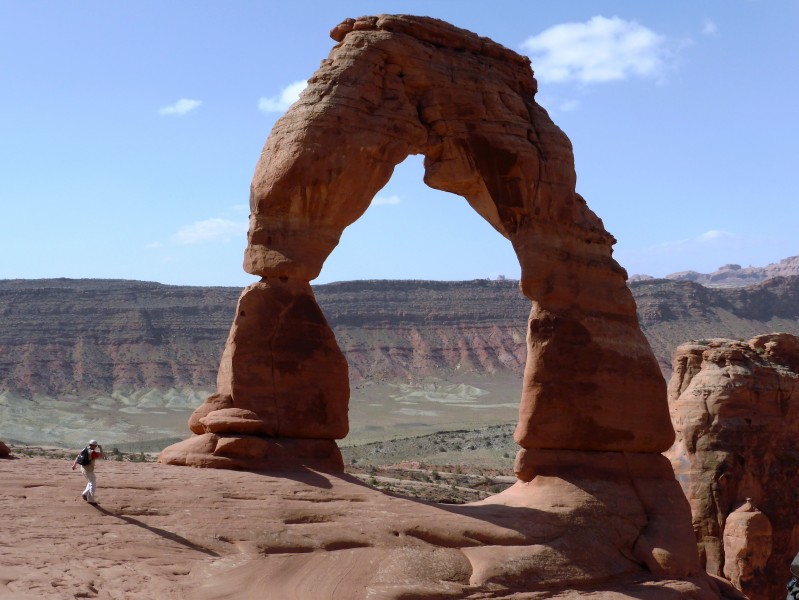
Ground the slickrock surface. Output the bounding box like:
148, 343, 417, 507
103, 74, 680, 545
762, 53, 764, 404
172, 13, 672, 470
666, 333, 799, 599
1, 457, 742, 599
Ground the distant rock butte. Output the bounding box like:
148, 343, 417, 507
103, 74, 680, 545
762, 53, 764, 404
631, 255, 799, 288
157, 14, 727, 595
666, 333, 799, 599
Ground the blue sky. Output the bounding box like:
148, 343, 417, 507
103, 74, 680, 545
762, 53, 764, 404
1, 1, 796, 286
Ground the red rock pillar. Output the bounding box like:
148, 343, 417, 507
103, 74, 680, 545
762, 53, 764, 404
159, 280, 349, 471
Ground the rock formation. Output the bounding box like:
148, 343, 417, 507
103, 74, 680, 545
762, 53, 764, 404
161, 12, 670, 466
159, 15, 730, 594
666, 333, 799, 599
0, 440, 10, 458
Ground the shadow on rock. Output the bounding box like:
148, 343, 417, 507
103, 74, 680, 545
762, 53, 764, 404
91, 504, 219, 557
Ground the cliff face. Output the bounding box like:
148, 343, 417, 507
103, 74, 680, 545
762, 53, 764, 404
0, 279, 235, 397
2, 276, 799, 398
632, 275, 799, 375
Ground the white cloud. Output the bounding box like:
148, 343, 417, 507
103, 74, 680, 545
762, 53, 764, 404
696, 229, 732, 242
170, 218, 247, 245
158, 98, 202, 116
145, 241, 163, 249
521, 16, 668, 84
656, 229, 735, 249
373, 195, 401, 206
258, 80, 308, 113
702, 19, 719, 36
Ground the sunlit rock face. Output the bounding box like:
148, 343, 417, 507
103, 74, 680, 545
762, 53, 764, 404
667, 333, 799, 600
156, 15, 735, 597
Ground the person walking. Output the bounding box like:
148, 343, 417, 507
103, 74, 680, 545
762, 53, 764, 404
71, 440, 104, 504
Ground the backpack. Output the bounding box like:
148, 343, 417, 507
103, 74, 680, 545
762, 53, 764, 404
76, 448, 92, 466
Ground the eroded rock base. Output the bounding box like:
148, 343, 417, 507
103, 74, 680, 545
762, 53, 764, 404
158, 432, 343, 471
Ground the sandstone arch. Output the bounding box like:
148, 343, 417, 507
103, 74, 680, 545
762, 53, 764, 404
160, 14, 673, 473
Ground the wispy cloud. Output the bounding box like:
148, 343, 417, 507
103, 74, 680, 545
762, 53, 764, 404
145, 241, 163, 249
521, 16, 668, 84
701, 19, 719, 36
657, 229, 734, 249
258, 80, 308, 113
373, 195, 401, 206
170, 218, 247, 245
158, 98, 202, 116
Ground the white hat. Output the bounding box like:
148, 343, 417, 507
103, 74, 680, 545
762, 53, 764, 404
88, 440, 98, 445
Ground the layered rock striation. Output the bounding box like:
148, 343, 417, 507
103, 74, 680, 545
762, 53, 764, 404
3, 276, 799, 400
666, 333, 799, 599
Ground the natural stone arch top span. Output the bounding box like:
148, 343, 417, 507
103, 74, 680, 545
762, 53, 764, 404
160, 14, 674, 472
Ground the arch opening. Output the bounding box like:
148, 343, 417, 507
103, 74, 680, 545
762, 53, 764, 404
319, 154, 520, 284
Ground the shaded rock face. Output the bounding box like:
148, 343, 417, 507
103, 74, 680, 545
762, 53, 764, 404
161, 13, 671, 471
666, 333, 799, 599
0, 441, 9, 458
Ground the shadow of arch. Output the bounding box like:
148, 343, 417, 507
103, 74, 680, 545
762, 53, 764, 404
91, 504, 219, 557
160, 14, 672, 475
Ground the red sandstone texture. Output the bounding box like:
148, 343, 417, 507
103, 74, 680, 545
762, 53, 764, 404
666, 333, 799, 599
157, 14, 724, 595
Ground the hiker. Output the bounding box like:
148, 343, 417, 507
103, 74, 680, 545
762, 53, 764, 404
788, 551, 799, 599
71, 439, 104, 504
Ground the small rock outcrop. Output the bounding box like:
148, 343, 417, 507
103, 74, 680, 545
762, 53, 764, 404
0, 441, 10, 458
667, 333, 799, 599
